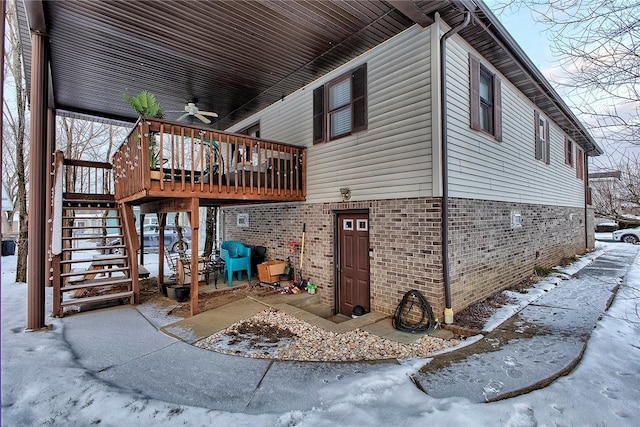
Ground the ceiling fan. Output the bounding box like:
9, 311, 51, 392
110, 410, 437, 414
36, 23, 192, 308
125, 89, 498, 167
175, 102, 218, 124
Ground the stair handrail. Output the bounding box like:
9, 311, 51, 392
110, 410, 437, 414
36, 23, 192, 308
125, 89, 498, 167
51, 152, 65, 316
52, 152, 65, 256
62, 157, 114, 196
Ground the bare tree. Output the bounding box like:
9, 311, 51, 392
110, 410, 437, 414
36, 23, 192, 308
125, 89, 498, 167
57, 117, 126, 251
591, 154, 640, 225
493, 0, 639, 154
3, 1, 29, 282
203, 206, 217, 257
57, 117, 114, 160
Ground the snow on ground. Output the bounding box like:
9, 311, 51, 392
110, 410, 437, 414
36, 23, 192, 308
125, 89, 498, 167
2, 241, 639, 426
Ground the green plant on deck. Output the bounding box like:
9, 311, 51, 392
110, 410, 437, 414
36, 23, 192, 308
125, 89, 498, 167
123, 91, 164, 168
122, 91, 164, 118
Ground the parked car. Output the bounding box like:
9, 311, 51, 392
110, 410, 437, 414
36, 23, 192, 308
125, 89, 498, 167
595, 222, 618, 233
612, 226, 640, 244
107, 224, 191, 253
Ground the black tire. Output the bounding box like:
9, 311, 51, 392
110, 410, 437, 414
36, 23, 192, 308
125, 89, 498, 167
622, 234, 639, 244
171, 242, 189, 252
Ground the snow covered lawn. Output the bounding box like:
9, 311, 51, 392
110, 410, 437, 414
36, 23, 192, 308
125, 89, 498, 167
2, 241, 639, 426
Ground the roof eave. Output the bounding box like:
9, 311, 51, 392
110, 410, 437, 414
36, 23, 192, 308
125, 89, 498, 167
471, 1, 603, 156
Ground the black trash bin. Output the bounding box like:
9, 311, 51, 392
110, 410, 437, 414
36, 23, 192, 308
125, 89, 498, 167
2, 240, 16, 256
251, 246, 267, 275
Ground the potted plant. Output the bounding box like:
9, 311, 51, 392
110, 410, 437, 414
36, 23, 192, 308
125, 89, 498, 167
123, 91, 164, 173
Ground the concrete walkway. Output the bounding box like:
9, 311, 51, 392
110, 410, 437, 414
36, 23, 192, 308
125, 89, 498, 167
60, 245, 638, 410
414, 245, 639, 402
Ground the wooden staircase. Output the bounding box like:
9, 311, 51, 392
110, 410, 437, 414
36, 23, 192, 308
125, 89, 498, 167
51, 154, 141, 317
53, 195, 135, 316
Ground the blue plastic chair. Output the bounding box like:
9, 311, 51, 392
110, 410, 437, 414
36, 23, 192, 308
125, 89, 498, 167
220, 240, 251, 287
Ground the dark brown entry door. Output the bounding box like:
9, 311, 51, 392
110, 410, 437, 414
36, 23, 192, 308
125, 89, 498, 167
338, 213, 370, 316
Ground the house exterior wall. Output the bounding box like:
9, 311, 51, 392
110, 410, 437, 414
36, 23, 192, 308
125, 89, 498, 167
444, 35, 587, 208
223, 196, 590, 318
221, 23, 594, 320
228, 26, 434, 204
447, 198, 588, 312
222, 198, 445, 318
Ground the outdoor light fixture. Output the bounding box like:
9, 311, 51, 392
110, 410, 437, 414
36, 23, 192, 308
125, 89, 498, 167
340, 188, 351, 202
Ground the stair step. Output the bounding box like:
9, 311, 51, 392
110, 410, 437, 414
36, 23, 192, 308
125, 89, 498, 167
60, 254, 128, 265
62, 216, 119, 220
61, 235, 109, 241
60, 291, 134, 307
61, 266, 130, 278
62, 226, 118, 231
61, 277, 132, 292
63, 193, 115, 201
62, 203, 117, 210
61, 245, 125, 252
63, 199, 116, 205
93, 245, 125, 251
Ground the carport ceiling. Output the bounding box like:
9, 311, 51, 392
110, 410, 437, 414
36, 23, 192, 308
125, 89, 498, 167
19, 0, 451, 129
18, 0, 599, 154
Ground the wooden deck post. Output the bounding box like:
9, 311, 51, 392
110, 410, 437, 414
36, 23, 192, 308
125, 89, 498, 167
120, 203, 140, 304
157, 213, 167, 285
26, 30, 49, 330
187, 198, 200, 316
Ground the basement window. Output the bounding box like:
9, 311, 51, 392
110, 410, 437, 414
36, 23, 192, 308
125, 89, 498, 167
511, 210, 522, 229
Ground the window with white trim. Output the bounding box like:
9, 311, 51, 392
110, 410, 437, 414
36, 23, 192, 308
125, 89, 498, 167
534, 111, 550, 164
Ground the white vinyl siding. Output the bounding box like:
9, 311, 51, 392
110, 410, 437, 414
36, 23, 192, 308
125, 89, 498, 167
228, 26, 433, 203
444, 37, 585, 208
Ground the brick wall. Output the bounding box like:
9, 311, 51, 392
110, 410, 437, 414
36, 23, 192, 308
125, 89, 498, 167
222, 198, 445, 317
447, 198, 589, 312
222, 197, 591, 321
587, 206, 596, 250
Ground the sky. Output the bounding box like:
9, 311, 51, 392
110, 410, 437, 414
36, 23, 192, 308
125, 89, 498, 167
484, 0, 640, 169
2, 240, 640, 426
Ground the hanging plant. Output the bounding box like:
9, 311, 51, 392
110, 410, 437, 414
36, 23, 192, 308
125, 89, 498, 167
123, 91, 164, 169
122, 90, 164, 118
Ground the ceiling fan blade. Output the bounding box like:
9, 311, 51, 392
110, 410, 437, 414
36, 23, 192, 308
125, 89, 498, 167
194, 113, 211, 124
199, 111, 218, 117
176, 113, 189, 121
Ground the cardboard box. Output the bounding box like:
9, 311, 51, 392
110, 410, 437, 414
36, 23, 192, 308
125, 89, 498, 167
258, 261, 286, 283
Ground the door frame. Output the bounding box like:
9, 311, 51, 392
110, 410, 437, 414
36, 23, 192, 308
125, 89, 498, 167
333, 209, 370, 316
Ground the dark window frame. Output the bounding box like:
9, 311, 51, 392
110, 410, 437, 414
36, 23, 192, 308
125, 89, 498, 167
313, 64, 367, 144
564, 136, 574, 167
576, 147, 584, 180
469, 54, 502, 142
239, 122, 260, 138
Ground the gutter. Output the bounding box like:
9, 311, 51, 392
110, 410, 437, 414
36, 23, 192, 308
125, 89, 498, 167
584, 160, 590, 250
440, 10, 471, 325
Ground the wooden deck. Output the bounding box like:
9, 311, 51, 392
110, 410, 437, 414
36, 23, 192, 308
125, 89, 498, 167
113, 118, 306, 206
51, 119, 306, 317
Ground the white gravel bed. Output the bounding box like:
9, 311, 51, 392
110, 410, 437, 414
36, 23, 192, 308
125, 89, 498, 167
194, 308, 459, 361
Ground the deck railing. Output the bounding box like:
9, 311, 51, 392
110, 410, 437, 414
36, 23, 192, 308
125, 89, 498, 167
56, 151, 114, 197
113, 118, 306, 202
